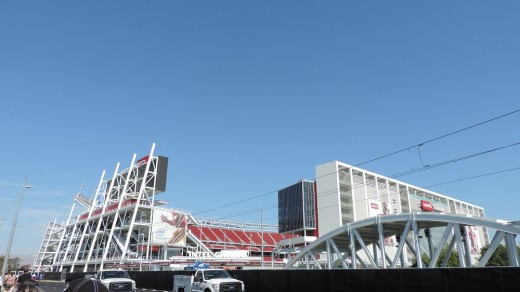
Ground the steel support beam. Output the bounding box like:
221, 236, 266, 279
391, 220, 412, 268
505, 233, 519, 267
353, 229, 377, 267
429, 223, 453, 268
284, 213, 520, 270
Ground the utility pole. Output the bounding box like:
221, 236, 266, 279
260, 208, 264, 269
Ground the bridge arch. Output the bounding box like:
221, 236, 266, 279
284, 213, 520, 269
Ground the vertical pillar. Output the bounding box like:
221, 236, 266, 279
453, 225, 466, 267
363, 173, 369, 217
326, 240, 332, 269
425, 228, 433, 259
372, 244, 378, 268
411, 217, 423, 268
461, 227, 472, 266
261, 207, 264, 269
378, 221, 386, 268
505, 234, 520, 267
398, 236, 406, 267
349, 229, 357, 269
349, 168, 356, 222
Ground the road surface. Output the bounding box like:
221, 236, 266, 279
39, 281, 170, 292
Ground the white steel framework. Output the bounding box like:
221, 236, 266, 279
285, 213, 520, 269
33, 220, 64, 271
46, 144, 169, 272
34, 144, 291, 272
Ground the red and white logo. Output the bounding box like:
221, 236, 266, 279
420, 200, 433, 212
137, 155, 149, 167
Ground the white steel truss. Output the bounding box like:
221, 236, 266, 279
34, 144, 291, 272
45, 143, 171, 272
284, 213, 520, 269
33, 220, 64, 271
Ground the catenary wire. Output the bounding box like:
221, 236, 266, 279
315, 143, 520, 210
424, 167, 520, 188
218, 164, 520, 225
215, 204, 277, 220
354, 108, 520, 167
209, 166, 520, 224
193, 190, 277, 216
195, 141, 520, 221
389, 142, 520, 178
233, 143, 520, 216
191, 109, 520, 221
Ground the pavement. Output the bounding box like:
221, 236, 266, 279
39, 281, 170, 292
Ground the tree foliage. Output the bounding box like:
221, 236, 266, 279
478, 244, 520, 267
19, 264, 31, 272
412, 246, 460, 267
0, 256, 21, 272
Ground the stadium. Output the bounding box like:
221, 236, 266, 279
33, 144, 295, 272
33, 145, 490, 272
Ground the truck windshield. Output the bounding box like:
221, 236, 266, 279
203, 270, 232, 280
101, 271, 130, 279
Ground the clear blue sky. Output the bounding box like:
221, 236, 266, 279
1, 1, 519, 257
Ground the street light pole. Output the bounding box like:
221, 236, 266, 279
1, 177, 31, 282
260, 207, 264, 269
0, 218, 4, 270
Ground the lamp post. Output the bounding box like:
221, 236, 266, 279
1, 177, 31, 282
260, 207, 264, 269
0, 218, 4, 269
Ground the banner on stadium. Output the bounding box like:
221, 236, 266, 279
368, 199, 396, 245
467, 226, 481, 254
152, 209, 187, 246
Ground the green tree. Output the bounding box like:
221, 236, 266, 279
478, 244, 520, 266
0, 256, 21, 272
412, 246, 460, 267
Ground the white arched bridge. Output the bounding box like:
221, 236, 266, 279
284, 213, 520, 269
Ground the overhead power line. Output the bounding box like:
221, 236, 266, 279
390, 141, 520, 178
424, 167, 520, 188
194, 141, 520, 221
192, 109, 520, 220
355, 108, 520, 167
193, 190, 277, 216
215, 204, 277, 220
211, 145, 520, 219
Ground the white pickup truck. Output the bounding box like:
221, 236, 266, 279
174, 269, 244, 292
94, 269, 136, 292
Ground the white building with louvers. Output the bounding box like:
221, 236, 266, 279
315, 161, 488, 248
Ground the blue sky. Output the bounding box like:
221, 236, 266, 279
1, 1, 519, 257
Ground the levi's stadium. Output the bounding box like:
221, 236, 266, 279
33, 144, 490, 272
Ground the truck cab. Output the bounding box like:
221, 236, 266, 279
95, 269, 136, 292
193, 269, 243, 292
174, 269, 244, 292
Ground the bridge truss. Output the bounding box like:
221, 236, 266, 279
285, 213, 520, 269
